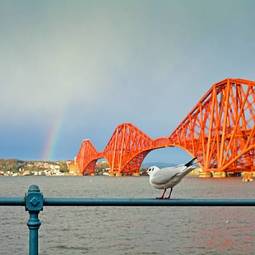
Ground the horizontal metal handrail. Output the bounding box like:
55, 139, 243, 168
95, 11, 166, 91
0, 197, 24, 206
0, 184, 254, 255
1, 197, 255, 206
42, 198, 255, 206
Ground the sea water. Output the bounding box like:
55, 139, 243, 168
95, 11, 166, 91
0, 176, 254, 255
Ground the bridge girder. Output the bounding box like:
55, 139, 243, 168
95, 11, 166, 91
75, 78, 255, 175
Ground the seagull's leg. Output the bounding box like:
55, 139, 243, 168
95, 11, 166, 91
156, 188, 166, 199
166, 188, 173, 199
161, 188, 167, 199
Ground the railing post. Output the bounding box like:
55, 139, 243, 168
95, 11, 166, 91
25, 185, 44, 255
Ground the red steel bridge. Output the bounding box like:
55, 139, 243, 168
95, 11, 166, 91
75, 78, 255, 176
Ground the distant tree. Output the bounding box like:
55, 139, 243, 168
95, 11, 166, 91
59, 162, 68, 173
1, 159, 19, 173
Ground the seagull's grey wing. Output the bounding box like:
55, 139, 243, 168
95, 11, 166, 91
150, 167, 183, 185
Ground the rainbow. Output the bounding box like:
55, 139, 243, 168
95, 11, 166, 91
41, 114, 63, 161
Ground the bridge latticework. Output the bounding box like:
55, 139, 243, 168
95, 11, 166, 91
76, 78, 255, 175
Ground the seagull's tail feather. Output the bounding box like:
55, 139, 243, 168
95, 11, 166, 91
184, 157, 197, 167
178, 160, 197, 177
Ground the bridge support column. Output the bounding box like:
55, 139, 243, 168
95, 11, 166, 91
242, 172, 253, 182
199, 172, 212, 178
212, 171, 226, 178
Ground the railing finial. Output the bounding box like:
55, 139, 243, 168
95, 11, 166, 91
25, 185, 44, 255
25, 185, 43, 212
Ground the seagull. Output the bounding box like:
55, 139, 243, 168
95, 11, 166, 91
147, 157, 197, 199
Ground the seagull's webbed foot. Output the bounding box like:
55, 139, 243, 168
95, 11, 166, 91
156, 188, 166, 199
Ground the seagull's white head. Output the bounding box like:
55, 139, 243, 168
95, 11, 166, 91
147, 166, 160, 176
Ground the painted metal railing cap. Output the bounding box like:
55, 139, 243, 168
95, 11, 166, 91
25, 185, 44, 212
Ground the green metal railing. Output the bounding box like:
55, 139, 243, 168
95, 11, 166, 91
1, 184, 255, 255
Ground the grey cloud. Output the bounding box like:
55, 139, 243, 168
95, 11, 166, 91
0, 0, 255, 159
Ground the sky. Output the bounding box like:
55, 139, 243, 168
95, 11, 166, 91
0, 0, 255, 164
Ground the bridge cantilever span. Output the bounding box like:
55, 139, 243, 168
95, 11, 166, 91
75, 78, 255, 176
75, 123, 173, 176
169, 78, 255, 175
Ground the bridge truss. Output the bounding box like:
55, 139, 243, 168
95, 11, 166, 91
75, 78, 255, 176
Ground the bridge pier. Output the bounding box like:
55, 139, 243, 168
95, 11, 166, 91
242, 172, 253, 182
108, 171, 140, 176
199, 172, 212, 178
212, 171, 226, 178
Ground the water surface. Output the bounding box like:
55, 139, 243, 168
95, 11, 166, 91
0, 176, 254, 254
